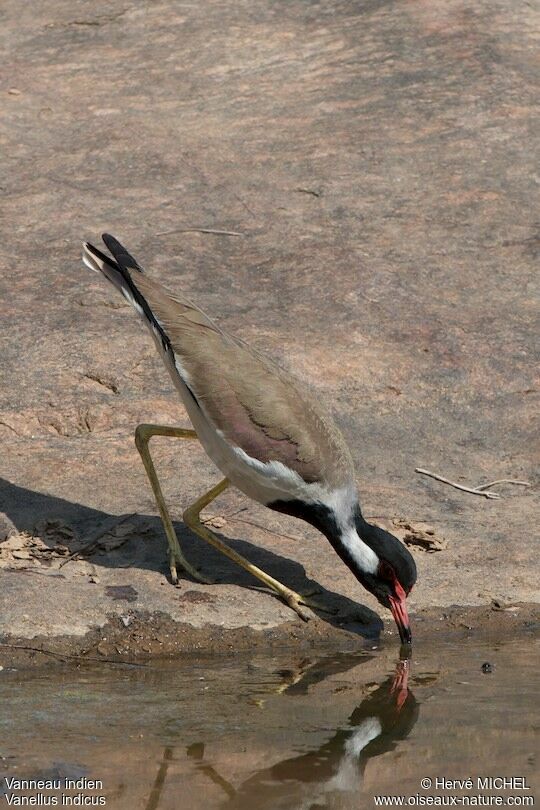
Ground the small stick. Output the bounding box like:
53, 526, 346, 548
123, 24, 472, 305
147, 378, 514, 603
0, 643, 147, 667
154, 228, 244, 237
228, 515, 304, 543
415, 469, 501, 499
202, 506, 305, 543
475, 479, 532, 491
0, 643, 68, 662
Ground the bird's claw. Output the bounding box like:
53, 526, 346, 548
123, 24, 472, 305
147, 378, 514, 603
169, 550, 214, 585
279, 587, 337, 621
283, 593, 311, 622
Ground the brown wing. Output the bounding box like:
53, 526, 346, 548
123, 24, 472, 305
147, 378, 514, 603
131, 273, 354, 489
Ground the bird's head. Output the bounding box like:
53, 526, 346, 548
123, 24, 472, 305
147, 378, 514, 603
355, 522, 417, 645
267, 498, 417, 645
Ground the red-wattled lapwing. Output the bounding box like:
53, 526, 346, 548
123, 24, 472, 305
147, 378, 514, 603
82, 235, 417, 643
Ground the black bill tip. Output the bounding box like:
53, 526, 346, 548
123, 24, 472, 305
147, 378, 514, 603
399, 624, 412, 645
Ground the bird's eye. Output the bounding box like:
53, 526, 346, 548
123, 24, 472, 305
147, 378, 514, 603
379, 561, 395, 581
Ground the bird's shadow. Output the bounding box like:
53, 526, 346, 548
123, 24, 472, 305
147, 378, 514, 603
0, 477, 383, 638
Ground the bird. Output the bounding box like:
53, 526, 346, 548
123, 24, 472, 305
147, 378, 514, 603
82, 234, 417, 643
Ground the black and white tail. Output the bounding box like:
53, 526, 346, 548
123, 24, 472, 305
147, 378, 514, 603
82, 234, 172, 356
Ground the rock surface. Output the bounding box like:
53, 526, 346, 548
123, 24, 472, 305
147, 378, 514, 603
0, 0, 537, 656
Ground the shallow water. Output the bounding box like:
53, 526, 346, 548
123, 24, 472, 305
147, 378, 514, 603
0, 638, 538, 809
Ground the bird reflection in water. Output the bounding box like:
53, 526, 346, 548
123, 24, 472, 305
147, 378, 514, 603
181, 652, 419, 810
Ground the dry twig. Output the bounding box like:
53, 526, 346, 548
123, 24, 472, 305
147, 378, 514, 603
155, 228, 244, 237
415, 469, 532, 499
415, 469, 501, 499
0, 643, 146, 667
203, 505, 304, 543
475, 479, 532, 491
228, 515, 303, 543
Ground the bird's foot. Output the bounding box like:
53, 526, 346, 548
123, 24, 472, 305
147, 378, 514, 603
275, 586, 338, 621
169, 550, 214, 586
281, 591, 312, 622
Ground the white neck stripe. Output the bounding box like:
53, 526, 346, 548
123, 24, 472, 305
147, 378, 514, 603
339, 525, 379, 574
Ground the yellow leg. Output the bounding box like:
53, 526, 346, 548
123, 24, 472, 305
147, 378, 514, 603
183, 482, 334, 621
135, 423, 334, 621
135, 423, 211, 584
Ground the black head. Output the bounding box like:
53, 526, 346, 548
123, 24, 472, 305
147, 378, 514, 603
355, 519, 417, 644
267, 498, 417, 645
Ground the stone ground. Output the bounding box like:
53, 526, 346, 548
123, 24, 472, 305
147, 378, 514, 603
0, 0, 538, 661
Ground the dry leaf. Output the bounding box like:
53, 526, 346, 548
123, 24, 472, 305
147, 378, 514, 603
34, 519, 74, 542
12, 549, 32, 560
1, 535, 29, 551
96, 520, 149, 551
391, 519, 446, 552
202, 515, 227, 529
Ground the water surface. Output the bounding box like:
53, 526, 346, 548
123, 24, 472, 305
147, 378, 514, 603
0, 639, 537, 808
